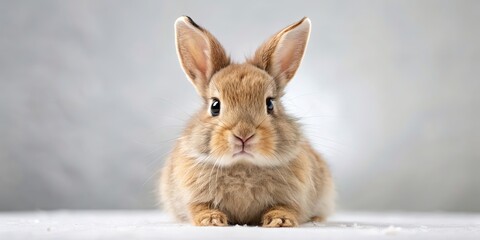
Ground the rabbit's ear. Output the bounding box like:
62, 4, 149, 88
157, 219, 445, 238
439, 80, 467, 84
250, 17, 311, 89
175, 16, 230, 97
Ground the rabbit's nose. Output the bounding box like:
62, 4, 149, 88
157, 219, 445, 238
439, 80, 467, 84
234, 134, 255, 145
232, 122, 256, 143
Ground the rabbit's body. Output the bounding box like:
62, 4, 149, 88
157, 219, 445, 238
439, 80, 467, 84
161, 120, 334, 225
158, 17, 335, 227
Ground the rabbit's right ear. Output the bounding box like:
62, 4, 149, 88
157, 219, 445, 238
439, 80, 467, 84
249, 17, 311, 90
175, 16, 230, 97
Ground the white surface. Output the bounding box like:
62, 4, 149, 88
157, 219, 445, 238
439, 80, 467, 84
0, 211, 479, 240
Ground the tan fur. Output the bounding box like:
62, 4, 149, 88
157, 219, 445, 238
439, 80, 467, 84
158, 16, 335, 227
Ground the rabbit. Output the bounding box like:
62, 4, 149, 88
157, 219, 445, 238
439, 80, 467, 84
158, 16, 335, 227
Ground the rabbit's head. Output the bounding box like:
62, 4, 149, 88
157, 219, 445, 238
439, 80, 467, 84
175, 16, 311, 167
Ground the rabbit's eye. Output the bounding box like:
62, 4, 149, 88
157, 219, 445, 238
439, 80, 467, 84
266, 97, 274, 114
210, 98, 220, 116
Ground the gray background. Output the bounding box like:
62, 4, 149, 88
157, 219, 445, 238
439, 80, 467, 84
1, 0, 479, 212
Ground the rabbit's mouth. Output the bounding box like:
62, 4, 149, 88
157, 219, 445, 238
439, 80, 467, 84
232, 150, 254, 158
231, 136, 256, 159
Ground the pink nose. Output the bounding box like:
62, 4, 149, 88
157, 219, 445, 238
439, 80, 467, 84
234, 134, 255, 145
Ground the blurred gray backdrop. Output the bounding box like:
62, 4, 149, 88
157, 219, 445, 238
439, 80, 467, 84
1, 0, 479, 212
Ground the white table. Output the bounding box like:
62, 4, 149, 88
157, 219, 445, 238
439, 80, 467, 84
1, 211, 479, 239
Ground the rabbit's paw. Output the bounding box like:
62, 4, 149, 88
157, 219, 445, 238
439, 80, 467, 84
262, 208, 298, 227
194, 210, 228, 226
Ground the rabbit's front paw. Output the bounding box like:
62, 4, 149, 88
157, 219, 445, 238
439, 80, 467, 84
262, 207, 298, 227
194, 210, 228, 226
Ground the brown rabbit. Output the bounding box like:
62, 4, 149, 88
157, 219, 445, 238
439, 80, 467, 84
158, 16, 335, 227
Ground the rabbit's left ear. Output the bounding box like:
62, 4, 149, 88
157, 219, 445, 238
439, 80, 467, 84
250, 17, 311, 89
175, 16, 230, 97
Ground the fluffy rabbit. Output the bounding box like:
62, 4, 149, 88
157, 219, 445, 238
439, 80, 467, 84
158, 16, 335, 227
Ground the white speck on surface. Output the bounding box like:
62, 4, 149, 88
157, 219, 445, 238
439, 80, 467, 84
312, 221, 325, 227
419, 225, 429, 232
382, 225, 402, 235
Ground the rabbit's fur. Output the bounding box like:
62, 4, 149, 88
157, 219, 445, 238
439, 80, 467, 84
158, 16, 335, 227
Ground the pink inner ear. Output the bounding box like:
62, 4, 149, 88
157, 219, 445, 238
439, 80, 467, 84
185, 35, 210, 79
273, 38, 302, 80
176, 19, 211, 81
278, 43, 297, 74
